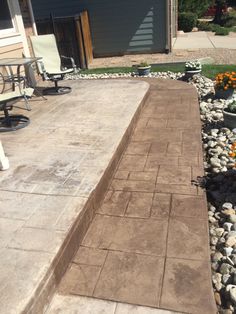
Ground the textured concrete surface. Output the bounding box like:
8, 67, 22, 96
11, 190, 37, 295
173, 31, 214, 49
47, 295, 181, 314
0, 79, 149, 313
55, 79, 217, 314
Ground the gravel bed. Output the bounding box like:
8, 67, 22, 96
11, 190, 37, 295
67, 71, 236, 313
87, 48, 236, 69
197, 77, 236, 313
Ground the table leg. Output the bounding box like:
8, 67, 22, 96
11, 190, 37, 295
17, 65, 23, 92
8, 66, 15, 91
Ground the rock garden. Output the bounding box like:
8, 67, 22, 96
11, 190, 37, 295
67, 65, 236, 313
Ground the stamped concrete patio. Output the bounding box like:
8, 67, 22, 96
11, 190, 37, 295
0, 79, 148, 313
0, 78, 216, 314
48, 79, 216, 314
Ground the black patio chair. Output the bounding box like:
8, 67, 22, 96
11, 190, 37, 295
0, 87, 34, 132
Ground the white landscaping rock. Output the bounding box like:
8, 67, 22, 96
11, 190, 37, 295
227, 285, 236, 305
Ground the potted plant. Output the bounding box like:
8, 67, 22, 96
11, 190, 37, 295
223, 100, 236, 129
185, 60, 202, 78
137, 62, 151, 76
215, 72, 236, 99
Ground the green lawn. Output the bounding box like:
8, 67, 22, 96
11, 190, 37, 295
80, 64, 236, 80
201, 64, 236, 79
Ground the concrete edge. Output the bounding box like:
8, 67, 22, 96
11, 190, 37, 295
24, 82, 151, 314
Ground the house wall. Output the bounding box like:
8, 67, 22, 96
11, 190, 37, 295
0, 0, 30, 75
0, 42, 24, 60
31, 0, 169, 56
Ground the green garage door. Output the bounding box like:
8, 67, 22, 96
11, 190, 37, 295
32, 0, 168, 56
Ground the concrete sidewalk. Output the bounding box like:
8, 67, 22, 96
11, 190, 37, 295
173, 31, 236, 50
47, 78, 217, 314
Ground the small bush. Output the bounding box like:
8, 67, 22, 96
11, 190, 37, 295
210, 23, 223, 32
197, 21, 213, 31
138, 61, 150, 67
178, 12, 197, 32
215, 27, 230, 35
228, 101, 236, 113
178, 0, 212, 18
221, 11, 236, 27
197, 22, 231, 35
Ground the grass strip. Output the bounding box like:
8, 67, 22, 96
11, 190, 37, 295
80, 64, 236, 79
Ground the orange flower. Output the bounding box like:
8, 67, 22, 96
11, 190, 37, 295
215, 71, 236, 90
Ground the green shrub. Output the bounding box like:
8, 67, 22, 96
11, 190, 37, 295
197, 21, 213, 31
197, 22, 230, 35
214, 27, 230, 35
138, 62, 150, 67
178, 0, 212, 18
210, 23, 223, 32
178, 12, 197, 32
221, 11, 236, 27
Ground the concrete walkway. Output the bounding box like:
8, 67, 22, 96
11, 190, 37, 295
173, 31, 236, 50
47, 79, 217, 314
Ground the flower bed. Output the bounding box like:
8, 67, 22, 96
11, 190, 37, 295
67, 70, 236, 312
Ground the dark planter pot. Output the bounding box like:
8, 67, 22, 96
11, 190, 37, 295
223, 109, 236, 129
137, 66, 151, 76
184, 69, 201, 79
215, 88, 234, 100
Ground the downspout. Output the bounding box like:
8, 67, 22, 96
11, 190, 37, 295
27, 0, 38, 35
165, 0, 171, 53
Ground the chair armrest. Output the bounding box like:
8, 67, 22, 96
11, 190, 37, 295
61, 56, 77, 72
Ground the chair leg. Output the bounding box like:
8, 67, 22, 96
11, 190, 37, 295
42, 80, 71, 95
3, 107, 11, 127
23, 95, 31, 111
34, 88, 47, 100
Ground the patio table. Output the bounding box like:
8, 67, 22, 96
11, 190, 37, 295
0, 57, 41, 92
0, 58, 41, 132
